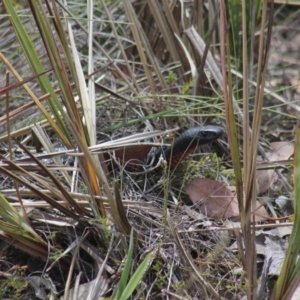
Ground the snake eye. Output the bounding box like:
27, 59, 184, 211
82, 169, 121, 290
200, 129, 221, 140
201, 131, 212, 138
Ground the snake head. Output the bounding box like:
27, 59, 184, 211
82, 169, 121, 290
190, 125, 223, 145
155, 125, 224, 166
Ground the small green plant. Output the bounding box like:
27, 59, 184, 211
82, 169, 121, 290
181, 78, 194, 95
154, 272, 169, 290
151, 259, 169, 289
49, 247, 64, 261
167, 71, 177, 85
98, 217, 112, 243
0, 277, 28, 300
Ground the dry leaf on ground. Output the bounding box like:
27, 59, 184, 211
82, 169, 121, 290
186, 178, 269, 221
256, 141, 293, 194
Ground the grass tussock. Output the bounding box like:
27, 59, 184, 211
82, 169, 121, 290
0, 0, 299, 299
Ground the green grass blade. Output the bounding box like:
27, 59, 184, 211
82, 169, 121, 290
271, 124, 300, 299
3, 0, 70, 144
115, 228, 134, 299
119, 252, 154, 300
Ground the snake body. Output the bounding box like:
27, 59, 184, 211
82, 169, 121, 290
108, 125, 223, 170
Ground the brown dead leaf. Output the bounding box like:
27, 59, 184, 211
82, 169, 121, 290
186, 178, 268, 221
256, 141, 294, 194
290, 78, 300, 94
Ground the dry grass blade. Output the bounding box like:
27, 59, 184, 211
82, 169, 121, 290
219, 0, 250, 296
0, 194, 51, 261
219, 2, 244, 214
166, 210, 223, 299
244, 2, 273, 297
122, 0, 164, 98
62, 114, 113, 216
0, 69, 51, 96
57, 0, 139, 93
271, 124, 300, 299
111, 182, 132, 236
0, 52, 68, 145
0, 194, 42, 242
100, 0, 139, 92
23, 0, 112, 217
31, 124, 72, 186
0, 162, 76, 173
185, 27, 223, 89
0, 155, 79, 219
63, 231, 89, 300
3, 0, 72, 143
14, 139, 86, 215
147, 0, 184, 78
184, 12, 219, 97
64, 2, 97, 145
0, 230, 49, 260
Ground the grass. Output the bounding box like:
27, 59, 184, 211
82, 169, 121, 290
0, 0, 299, 299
